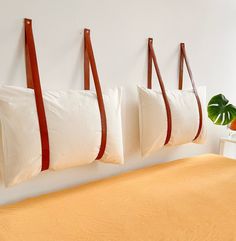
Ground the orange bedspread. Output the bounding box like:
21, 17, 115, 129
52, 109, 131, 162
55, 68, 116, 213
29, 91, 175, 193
0, 154, 236, 241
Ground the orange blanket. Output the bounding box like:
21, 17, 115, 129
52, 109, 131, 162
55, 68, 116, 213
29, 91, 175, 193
0, 154, 236, 241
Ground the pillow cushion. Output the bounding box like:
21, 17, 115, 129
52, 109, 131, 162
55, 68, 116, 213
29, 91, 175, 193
138, 86, 207, 157
0, 86, 123, 186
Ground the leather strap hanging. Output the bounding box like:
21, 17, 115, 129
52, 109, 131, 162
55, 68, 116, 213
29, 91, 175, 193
179, 43, 203, 141
84, 29, 107, 160
147, 38, 172, 145
24, 18, 50, 171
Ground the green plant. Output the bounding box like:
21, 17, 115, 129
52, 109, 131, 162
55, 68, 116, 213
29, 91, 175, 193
207, 94, 236, 125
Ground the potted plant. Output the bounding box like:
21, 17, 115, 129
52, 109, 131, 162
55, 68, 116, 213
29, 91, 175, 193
208, 94, 236, 136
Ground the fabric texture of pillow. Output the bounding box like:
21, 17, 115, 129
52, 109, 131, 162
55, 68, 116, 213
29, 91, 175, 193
138, 86, 207, 157
0, 86, 123, 186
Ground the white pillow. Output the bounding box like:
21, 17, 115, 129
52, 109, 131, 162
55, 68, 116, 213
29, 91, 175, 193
0, 86, 124, 186
138, 86, 207, 157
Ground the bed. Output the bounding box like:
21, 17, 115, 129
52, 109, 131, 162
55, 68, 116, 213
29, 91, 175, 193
0, 154, 236, 241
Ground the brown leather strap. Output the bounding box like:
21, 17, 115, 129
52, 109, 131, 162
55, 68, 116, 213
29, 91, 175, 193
84, 29, 107, 160
147, 38, 172, 145
179, 43, 203, 140
84, 33, 90, 90
24, 18, 50, 171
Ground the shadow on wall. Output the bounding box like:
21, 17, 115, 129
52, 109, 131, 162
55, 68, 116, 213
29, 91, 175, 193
5, 27, 24, 86
69, 32, 84, 89
68, 30, 84, 89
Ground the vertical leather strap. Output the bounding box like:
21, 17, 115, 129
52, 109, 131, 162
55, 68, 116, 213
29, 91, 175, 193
147, 38, 172, 145
147, 39, 152, 89
84, 34, 90, 90
179, 43, 203, 140
84, 29, 107, 160
24, 18, 50, 171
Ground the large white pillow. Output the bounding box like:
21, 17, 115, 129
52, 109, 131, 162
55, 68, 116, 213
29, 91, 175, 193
138, 86, 207, 157
0, 86, 124, 186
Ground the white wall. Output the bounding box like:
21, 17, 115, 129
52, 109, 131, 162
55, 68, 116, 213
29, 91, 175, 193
0, 0, 236, 205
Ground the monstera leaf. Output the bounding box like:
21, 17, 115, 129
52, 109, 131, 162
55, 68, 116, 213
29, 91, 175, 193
208, 94, 236, 125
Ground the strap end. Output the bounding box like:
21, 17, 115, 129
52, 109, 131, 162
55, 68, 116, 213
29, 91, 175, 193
24, 18, 32, 25
84, 28, 90, 36
148, 38, 153, 44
